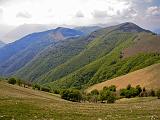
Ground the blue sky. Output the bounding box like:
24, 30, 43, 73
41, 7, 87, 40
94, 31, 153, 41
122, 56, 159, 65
0, 0, 160, 30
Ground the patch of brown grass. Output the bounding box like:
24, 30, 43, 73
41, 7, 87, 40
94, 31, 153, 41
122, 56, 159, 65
87, 63, 160, 93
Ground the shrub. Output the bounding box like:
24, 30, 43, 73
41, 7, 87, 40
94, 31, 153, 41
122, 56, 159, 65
32, 84, 41, 90
149, 89, 156, 97
41, 87, 50, 92
120, 85, 140, 98
8, 78, 16, 85
91, 89, 99, 95
60, 89, 82, 102
103, 85, 116, 92
139, 87, 148, 97
53, 89, 60, 94
136, 85, 142, 95
16, 79, 23, 86
99, 90, 116, 103
127, 84, 131, 90
107, 93, 116, 103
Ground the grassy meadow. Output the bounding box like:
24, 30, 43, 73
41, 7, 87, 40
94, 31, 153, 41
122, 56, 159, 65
0, 81, 160, 120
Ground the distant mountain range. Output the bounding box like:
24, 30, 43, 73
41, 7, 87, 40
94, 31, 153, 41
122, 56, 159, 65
0, 22, 160, 91
75, 26, 101, 34
0, 27, 84, 75
0, 41, 5, 48
0, 24, 56, 43
0, 24, 102, 43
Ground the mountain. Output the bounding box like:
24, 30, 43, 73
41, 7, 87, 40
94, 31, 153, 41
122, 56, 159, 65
75, 26, 101, 34
0, 24, 55, 43
16, 22, 158, 87
0, 27, 84, 76
0, 41, 5, 48
42, 23, 160, 90
3, 22, 160, 91
86, 63, 160, 93
0, 24, 14, 40
15, 36, 91, 82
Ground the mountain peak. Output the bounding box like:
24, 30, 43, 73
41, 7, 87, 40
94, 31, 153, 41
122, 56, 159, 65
118, 22, 151, 33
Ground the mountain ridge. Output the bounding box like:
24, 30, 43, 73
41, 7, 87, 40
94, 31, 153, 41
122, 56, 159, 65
0, 27, 84, 76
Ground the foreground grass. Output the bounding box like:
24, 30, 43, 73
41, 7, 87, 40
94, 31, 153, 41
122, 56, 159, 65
0, 81, 160, 120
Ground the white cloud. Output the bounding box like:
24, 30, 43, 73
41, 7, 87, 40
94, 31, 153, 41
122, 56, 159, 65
146, 6, 160, 16
75, 11, 84, 18
92, 10, 108, 18
0, 0, 159, 30
0, 0, 132, 26
16, 11, 32, 18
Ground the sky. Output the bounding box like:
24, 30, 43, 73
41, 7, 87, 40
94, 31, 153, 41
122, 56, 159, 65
0, 0, 160, 30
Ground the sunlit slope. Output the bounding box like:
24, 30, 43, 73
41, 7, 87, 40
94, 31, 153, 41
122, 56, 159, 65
87, 63, 160, 93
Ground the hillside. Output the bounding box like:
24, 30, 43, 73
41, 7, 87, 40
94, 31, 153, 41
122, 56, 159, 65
2, 22, 160, 91
15, 23, 124, 82
87, 63, 160, 93
16, 36, 90, 82
0, 28, 83, 76
45, 23, 160, 90
0, 81, 160, 120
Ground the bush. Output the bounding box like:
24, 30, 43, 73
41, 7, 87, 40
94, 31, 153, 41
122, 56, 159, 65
8, 78, 16, 85
149, 89, 156, 97
139, 87, 148, 97
136, 85, 142, 95
103, 85, 116, 92
53, 89, 60, 94
91, 89, 99, 95
120, 84, 140, 98
107, 93, 116, 103
61, 89, 82, 102
16, 79, 23, 86
99, 90, 116, 103
41, 87, 50, 92
32, 84, 41, 90
156, 89, 160, 99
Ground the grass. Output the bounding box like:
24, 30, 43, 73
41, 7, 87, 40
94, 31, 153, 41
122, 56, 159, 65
86, 63, 160, 93
0, 81, 160, 120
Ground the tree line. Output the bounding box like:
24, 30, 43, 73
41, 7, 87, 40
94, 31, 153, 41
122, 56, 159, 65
6, 77, 160, 103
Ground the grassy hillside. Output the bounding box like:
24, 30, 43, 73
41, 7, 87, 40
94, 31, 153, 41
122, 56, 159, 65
41, 23, 150, 83
87, 63, 160, 93
16, 22, 153, 84
15, 26, 114, 82
0, 81, 160, 120
16, 36, 89, 82
45, 24, 160, 90
122, 33, 160, 58
46, 34, 136, 89
40, 32, 135, 83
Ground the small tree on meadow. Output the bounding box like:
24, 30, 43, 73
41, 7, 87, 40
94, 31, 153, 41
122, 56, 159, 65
136, 85, 142, 95
16, 79, 22, 86
149, 89, 155, 97
8, 78, 16, 85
